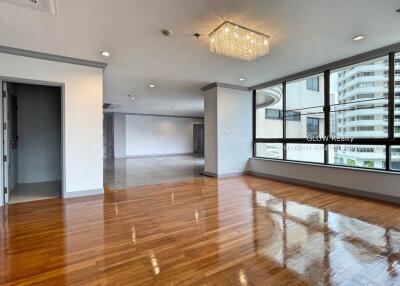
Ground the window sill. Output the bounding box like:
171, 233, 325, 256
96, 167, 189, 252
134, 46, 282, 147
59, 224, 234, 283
251, 157, 400, 175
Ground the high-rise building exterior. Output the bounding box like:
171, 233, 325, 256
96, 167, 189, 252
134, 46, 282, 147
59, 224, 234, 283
333, 56, 400, 169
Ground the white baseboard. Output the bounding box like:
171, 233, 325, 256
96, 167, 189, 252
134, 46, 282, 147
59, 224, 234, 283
64, 188, 104, 198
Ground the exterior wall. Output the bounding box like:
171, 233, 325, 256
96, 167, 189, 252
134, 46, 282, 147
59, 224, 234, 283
0, 52, 104, 203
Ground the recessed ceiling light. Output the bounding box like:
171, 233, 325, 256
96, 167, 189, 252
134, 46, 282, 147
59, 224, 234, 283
161, 29, 173, 37
149, 84, 156, 88
352, 35, 365, 41
101, 51, 110, 57
128, 94, 135, 100
238, 77, 245, 82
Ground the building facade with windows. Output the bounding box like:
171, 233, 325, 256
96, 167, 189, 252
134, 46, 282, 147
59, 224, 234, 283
333, 56, 400, 169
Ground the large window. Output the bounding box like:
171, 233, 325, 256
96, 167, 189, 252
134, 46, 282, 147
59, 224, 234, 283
286, 144, 324, 163
286, 74, 324, 138
330, 56, 388, 139
255, 84, 283, 139
255, 143, 283, 159
254, 49, 400, 172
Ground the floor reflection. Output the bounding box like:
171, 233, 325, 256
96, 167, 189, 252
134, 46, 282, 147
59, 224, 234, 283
1, 175, 400, 285
103, 155, 204, 189
253, 190, 400, 285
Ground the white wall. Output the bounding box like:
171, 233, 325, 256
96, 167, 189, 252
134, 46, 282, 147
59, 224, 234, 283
250, 158, 400, 200
17, 84, 61, 184
217, 87, 252, 175
204, 86, 252, 176
0, 53, 104, 203
204, 88, 218, 174
124, 114, 203, 157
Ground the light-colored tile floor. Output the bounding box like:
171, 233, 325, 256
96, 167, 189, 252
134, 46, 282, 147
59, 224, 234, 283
9, 181, 61, 204
104, 155, 204, 189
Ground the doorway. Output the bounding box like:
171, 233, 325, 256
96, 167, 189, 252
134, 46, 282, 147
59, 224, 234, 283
2, 81, 62, 204
103, 113, 114, 159
193, 124, 204, 154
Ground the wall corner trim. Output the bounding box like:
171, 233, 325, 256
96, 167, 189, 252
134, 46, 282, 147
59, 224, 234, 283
0, 45, 108, 69
201, 82, 250, 91
64, 188, 104, 198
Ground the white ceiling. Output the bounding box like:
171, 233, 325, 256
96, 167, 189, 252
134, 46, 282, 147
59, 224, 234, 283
0, 0, 399, 117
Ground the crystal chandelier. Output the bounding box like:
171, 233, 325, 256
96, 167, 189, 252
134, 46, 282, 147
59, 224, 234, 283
209, 21, 270, 61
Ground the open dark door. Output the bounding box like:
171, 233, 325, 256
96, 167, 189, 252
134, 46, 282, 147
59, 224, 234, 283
2, 82, 9, 204
193, 124, 204, 154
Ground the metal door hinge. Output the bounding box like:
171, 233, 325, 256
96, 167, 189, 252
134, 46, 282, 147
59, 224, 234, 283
3, 187, 7, 194
3, 155, 6, 162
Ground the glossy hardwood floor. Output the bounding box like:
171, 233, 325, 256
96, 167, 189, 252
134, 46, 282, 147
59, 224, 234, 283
1, 175, 400, 285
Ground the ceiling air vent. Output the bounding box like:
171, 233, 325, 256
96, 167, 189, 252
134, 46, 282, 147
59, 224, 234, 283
0, 0, 57, 15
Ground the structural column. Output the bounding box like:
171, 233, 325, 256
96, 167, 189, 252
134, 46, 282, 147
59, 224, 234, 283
203, 84, 253, 177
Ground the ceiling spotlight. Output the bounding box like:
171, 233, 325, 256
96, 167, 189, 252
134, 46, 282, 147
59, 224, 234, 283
100, 51, 110, 57
238, 77, 245, 82
397, 8, 400, 12
149, 84, 156, 88
161, 29, 173, 37
352, 35, 365, 41
128, 94, 135, 100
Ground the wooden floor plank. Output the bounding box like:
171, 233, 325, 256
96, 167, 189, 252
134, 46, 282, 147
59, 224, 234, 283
1, 175, 400, 285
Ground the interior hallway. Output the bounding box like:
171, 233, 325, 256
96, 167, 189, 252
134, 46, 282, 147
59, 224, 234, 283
104, 155, 204, 189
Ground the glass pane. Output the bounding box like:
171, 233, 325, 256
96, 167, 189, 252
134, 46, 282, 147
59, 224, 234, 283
286, 144, 324, 163
286, 74, 324, 138
330, 56, 389, 138
391, 146, 400, 171
255, 84, 283, 138
328, 145, 386, 169
255, 143, 283, 159
395, 53, 400, 138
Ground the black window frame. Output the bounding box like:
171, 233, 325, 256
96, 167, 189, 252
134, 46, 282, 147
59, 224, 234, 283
252, 44, 400, 173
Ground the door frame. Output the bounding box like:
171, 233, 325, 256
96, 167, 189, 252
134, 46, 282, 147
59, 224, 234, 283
0, 77, 65, 206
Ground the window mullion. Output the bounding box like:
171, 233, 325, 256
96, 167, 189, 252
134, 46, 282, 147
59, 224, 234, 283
324, 70, 330, 164
387, 52, 395, 170
283, 81, 287, 160
252, 89, 256, 157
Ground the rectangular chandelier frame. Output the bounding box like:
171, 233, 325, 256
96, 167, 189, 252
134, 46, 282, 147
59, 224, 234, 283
209, 21, 270, 61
